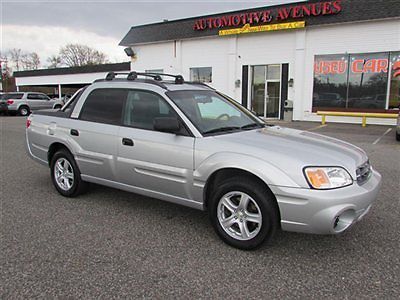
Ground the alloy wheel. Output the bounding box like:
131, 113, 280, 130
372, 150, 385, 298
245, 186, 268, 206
54, 158, 74, 191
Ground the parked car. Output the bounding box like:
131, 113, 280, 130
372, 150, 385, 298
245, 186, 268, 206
26, 72, 382, 250
2, 92, 64, 116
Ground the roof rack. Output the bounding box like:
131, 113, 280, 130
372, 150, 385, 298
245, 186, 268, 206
145, 72, 184, 84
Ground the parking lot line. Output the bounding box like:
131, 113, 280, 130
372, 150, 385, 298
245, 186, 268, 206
372, 128, 392, 145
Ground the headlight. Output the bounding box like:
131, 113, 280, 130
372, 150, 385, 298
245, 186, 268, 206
304, 167, 353, 189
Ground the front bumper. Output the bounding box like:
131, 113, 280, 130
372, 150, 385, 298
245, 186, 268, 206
270, 169, 382, 234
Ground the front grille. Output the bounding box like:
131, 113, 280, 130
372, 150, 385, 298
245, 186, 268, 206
356, 161, 371, 185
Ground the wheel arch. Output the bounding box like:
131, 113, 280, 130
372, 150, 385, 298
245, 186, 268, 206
48, 142, 73, 165
203, 167, 281, 222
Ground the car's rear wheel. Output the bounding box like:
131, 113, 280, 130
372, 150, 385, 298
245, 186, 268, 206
18, 106, 30, 116
396, 131, 400, 141
209, 177, 279, 250
50, 149, 87, 197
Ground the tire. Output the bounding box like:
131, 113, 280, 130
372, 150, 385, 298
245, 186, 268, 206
50, 149, 87, 197
396, 131, 400, 142
18, 106, 30, 116
208, 176, 279, 250
54, 105, 62, 110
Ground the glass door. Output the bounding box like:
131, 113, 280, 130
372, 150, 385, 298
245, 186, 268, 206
251, 65, 281, 118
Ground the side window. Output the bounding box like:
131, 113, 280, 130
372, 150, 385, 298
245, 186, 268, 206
27, 94, 40, 100
79, 88, 127, 125
123, 90, 176, 130
38, 94, 50, 100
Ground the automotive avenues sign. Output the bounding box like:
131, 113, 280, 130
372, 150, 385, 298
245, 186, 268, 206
193, 0, 342, 34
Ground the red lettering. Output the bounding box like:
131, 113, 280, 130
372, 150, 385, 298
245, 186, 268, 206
292, 6, 302, 18
322, 2, 332, 15
352, 60, 364, 73
232, 15, 241, 26
193, 20, 205, 30
338, 61, 347, 73
393, 61, 400, 78
310, 3, 322, 16
376, 59, 388, 73
220, 16, 232, 27
277, 8, 291, 20
261, 10, 272, 23
332, 0, 342, 13
302, 5, 311, 16
213, 18, 222, 28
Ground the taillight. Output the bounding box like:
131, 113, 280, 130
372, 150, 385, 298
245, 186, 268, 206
26, 119, 31, 128
7, 99, 14, 105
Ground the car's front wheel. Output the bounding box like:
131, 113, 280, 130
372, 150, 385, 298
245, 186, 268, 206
50, 149, 87, 197
209, 177, 279, 250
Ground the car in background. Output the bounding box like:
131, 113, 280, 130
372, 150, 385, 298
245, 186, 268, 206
1, 92, 64, 116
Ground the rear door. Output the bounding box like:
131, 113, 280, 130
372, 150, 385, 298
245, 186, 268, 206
67, 88, 126, 181
117, 89, 194, 200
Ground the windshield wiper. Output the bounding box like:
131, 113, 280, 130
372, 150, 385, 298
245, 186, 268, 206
203, 126, 241, 135
241, 123, 265, 130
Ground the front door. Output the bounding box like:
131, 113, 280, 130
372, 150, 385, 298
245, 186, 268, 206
251, 64, 281, 119
117, 89, 194, 200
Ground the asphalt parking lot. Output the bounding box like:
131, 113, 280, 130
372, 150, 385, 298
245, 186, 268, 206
1, 116, 399, 299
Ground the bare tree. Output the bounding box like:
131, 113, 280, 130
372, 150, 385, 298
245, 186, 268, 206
8, 48, 22, 71
59, 44, 108, 67
21, 52, 41, 70
47, 55, 62, 68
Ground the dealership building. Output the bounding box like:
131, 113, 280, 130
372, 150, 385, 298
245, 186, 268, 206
120, 0, 399, 125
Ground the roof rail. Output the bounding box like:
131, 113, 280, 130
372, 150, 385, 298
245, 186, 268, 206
146, 72, 184, 84
185, 81, 215, 90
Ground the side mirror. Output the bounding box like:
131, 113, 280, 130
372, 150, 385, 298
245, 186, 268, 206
153, 117, 180, 134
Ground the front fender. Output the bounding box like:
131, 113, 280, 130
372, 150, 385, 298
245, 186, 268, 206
193, 152, 300, 189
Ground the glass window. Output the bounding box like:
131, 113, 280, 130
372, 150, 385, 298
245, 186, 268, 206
348, 52, 389, 110
28, 93, 41, 100
389, 52, 400, 109
312, 52, 397, 111
190, 67, 212, 83
1, 93, 23, 100
145, 69, 163, 74
266, 65, 280, 80
313, 54, 348, 109
251, 66, 266, 115
80, 88, 126, 125
167, 90, 262, 135
123, 90, 176, 131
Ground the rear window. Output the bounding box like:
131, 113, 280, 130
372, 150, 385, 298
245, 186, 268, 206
79, 88, 126, 125
1, 93, 23, 100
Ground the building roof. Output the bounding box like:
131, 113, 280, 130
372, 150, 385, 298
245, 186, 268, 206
120, 0, 400, 46
13, 62, 130, 78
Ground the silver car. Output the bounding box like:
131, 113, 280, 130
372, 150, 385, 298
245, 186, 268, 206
2, 92, 64, 116
26, 72, 382, 249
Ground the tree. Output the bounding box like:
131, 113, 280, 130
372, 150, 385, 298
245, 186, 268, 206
59, 44, 108, 67
8, 48, 22, 71
47, 55, 62, 68
21, 52, 41, 70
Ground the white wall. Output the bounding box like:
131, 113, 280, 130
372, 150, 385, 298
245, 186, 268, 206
129, 18, 399, 125
15, 71, 129, 86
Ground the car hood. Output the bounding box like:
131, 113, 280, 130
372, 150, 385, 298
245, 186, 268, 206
213, 126, 368, 187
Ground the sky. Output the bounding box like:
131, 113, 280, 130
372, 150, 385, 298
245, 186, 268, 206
1, 0, 299, 68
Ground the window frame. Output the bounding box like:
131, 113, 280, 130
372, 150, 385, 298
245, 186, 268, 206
120, 88, 193, 137
78, 88, 128, 126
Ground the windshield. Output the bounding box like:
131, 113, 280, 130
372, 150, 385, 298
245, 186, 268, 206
167, 90, 264, 135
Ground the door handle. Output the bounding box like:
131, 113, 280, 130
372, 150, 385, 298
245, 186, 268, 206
70, 129, 79, 136
122, 138, 134, 146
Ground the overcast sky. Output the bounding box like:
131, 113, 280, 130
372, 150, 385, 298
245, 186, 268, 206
1, 0, 299, 68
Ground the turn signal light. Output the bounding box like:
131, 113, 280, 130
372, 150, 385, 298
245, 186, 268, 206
306, 169, 329, 188
26, 119, 31, 128
7, 100, 14, 105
